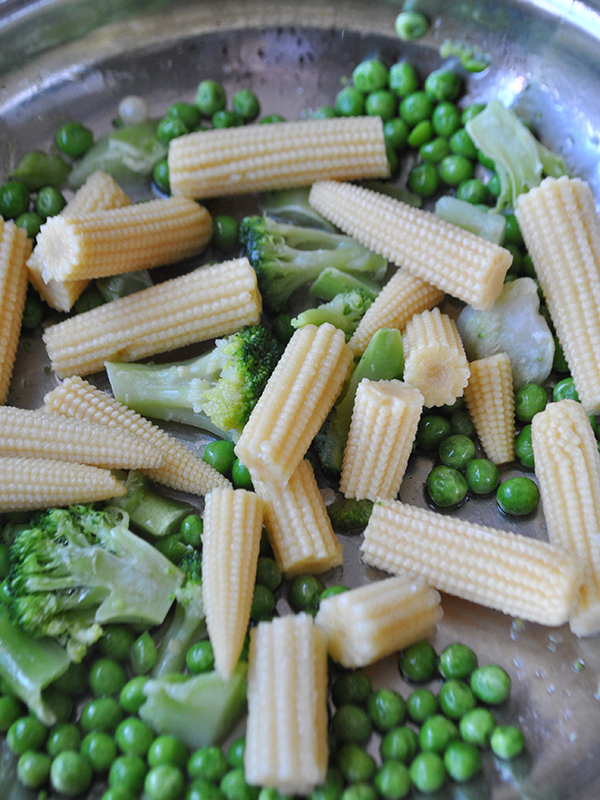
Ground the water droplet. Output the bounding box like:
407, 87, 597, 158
535, 669, 546, 679
573, 658, 586, 673
569, 732, 578, 743
547, 684, 555, 694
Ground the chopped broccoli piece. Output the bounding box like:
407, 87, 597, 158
435, 196, 506, 244
314, 328, 405, 474
291, 289, 373, 340
7, 505, 183, 662
106, 325, 283, 439
260, 186, 337, 231
310, 267, 382, 302
327, 498, 374, 532
240, 214, 387, 312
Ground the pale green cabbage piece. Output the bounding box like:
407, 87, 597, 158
435, 196, 506, 243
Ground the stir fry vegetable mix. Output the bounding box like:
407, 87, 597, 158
0, 19, 597, 799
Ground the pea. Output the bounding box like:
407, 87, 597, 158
227, 737, 245, 768
406, 119, 433, 148
80, 696, 124, 733
256, 556, 282, 592
100, 625, 136, 662
367, 688, 405, 732
490, 725, 525, 759
185, 640, 215, 674
35, 185, 66, 218
408, 163, 439, 197
81, 730, 118, 773
195, 80, 226, 116
145, 763, 185, 800
335, 87, 365, 117
272, 313, 294, 344
496, 477, 539, 516
115, 717, 153, 757
450, 410, 475, 437
17, 750, 51, 788
188, 779, 228, 800
432, 102, 461, 137
260, 114, 286, 124
320, 586, 349, 603
470, 664, 511, 705
341, 784, 376, 800
514, 383, 547, 422
438, 434, 475, 470
21, 288, 45, 328
400, 640, 438, 683
55, 120, 93, 157
15, 211, 42, 238
119, 675, 148, 714
439, 154, 474, 186
419, 136, 449, 163
380, 726, 418, 763
312, 105, 337, 120
394, 11, 429, 41
336, 743, 376, 783
408, 751, 446, 793
438, 643, 478, 680
231, 459, 253, 490
74, 283, 105, 313
52, 660, 89, 695
213, 215, 240, 254
331, 671, 372, 707
168, 101, 201, 129
89, 657, 128, 697
331, 704, 372, 744
503, 213, 524, 246
416, 414, 451, 451
109, 754, 147, 794
203, 440, 236, 475
179, 514, 203, 548
406, 688, 438, 723
553, 376, 579, 403
7, 715, 48, 754
487, 172, 501, 197
250, 583, 275, 621
220, 767, 260, 800
50, 750, 93, 796
130, 630, 158, 675
289, 574, 322, 611
477, 150, 495, 170
309, 767, 344, 800
388, 62, 419, 97
188, 746, 228, 781
449, 127, 478, 159
0, 694, 24, 732
352, 60, 388, 93
515, 425, 534, 469
46, 723, 81, 757
374, 761, 410, 800
427, 465, 468, 508
461, 103, 486, 124
399, 91, 433, 126
459, 707, 496, 747
365, 90, 397, 121
0, 180, 30, 218
419, 714, 460, 753
444, 740, 482, 781
212, 110, 244, 129
153, 158, 170, 193
438, 679, 476, 719
456, 177, 488, 205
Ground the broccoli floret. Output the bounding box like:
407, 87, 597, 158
314, 328, 405, 474
291, 289, 373, 340
240, 214, 387, 312
7, 505, 183, 662
310, 267, 382, 302
106, 325, 283, 439
327, 498, 374, 532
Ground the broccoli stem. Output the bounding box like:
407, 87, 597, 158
310, 267, 382, 302
152, 586, 207, 678
108, 471, 194, 539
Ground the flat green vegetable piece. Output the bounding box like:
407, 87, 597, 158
435, 196, 505, 244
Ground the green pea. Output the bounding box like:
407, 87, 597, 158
81, 730, 118, 773
74, 282, 105, 313
419, 714, 460, 753
188, 779, 228, 800
212, 110, 244, 129
456, 177, 488, 205
477, 150, 495, 170
188, 745, 228, 781
553, 376, 579, 402
0, 694, 24, 731
341, 784, 376, 800
427, 465, 468, 508
145, 763, 185, 800
17, 750, 51, 788
400, 640, 438, 682
438, 643, 478, 680
102, 788, 139, 800
394, 11, 429, 41
195, 80, 226, 116
444, 740, 482, 781
55, 120, 93, 157
449, 410, 475, 438
380, 726, 418, 763
416, 414, 451, 451
80, 696, 124, 733
504, 243, 524, 276
213, 215, 240, 254
425, 70, 460, 102
399, 91, 433, 126
487, 172, 501, 197
432, 102, 461, 138
153, 158, 170, 193
109, 754, 147, 794
203, 440, 236, 475
227, 737, 245, 768
406, 687, 438, 722
374, 761, 410, 800
130, 630, 158, 675
366, 688, 405, 732
186, 640, 215, 674
312, 105, 337, 119
353, 59, 388, 93
220, 767, 260, 800
406, 119, 433, 148
439, 154, 474, 186
46, 723, 81, 757
157, 116, 189, 143
515, 383, 547, 422
7, 715, 48, 754
490, 725, 525, 759
52, 660, 89, 695
21, 288, 45, 328
250, 583, 275, 621
409, 751, 446, 792
89, 657, 128, 697
145, 735, 187, 771
50, 750, 92, 796
15, 211, 42, 238
115, 717, 153, 757
336, 743, 376, 783
100, 625, 136, 662
408, 163, 439, 197
289, 574, 322, 611
331, 671, 372, 707
459, 707, 496, 746
438, 679, 476, 719
260, 114, 286, 124
470, 664, 511, 704
119, 675, 148, 714
382, 119, 409, 154
388, 62, 419, 98
228, 91, 259, 122
449, 127, 478, 159
419, 136, 449, 163
272, 313, 294, 344
496, 476, 539, 516
515, 425, 534, 469
179, 514, 203, 548
365, 90, 397, 121
438, 434, 475, 470
35, 185, 66, 218
331, 705, 372, 743
0, 180, 30, 219
503, 213, 524, 246
335, 87, 365, 117
168, 101, 201, 129
319, 585, 349, 602
461, 103, 486, 124
43, 688, 72, 724
256, 556, 282, 592
231, 458, 253, 489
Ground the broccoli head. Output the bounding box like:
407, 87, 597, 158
240, 214, 387, 312
291, 289, 373, 340
106, 325, 283, 439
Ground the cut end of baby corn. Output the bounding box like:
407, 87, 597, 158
0, 220, 31, 404
361, 498, 582, 627
309, 180, 512, 310
43, 257, 261, 378
35, 197, 212, 282
245, 613, 328, 795
169, 116, 389, 199
202, 488, 263, 680
28, 252, 89, 313
402, 307, 470, 407
348, 268, 444, 356
235, 323, 353, 485
44, 376, 230, 495
532, 399, 600, 636
0, 456, 126, 511
464, 352, 515, 465
516, 176, 600, 414
315, 574, 442, 669
340, 379, 424, 501
253, 459, 343, 575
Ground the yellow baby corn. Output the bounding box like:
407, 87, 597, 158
516, 176, 600, 414
252, 459, 343, 575
361, 498, 582, 626
349, 268, 444, 356
340, 379, 423, 501
532, 399, 600, 636
27, 170, 131, 312
34, 196, 212, 282
235, 323, 353, 485
464, 353, 515, 465
309, 180, 512, 310
402, 307, 470, 407
245, 613, 328, 795
169, 116, 389, 199
43, 257, 261, 378
0, 456, 125, 511
315, 574, 442, 668
202, 488, 263, 680
43, 377, 229, 494
0, 406, 161, 470
0, 220, 31, 404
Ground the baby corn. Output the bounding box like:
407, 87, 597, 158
361, 498, 581, 626
252, 459, 343, 575
315, 574, 442, 668
0, 220, 31, 404
516, 176, 600, 414
169, 116, 389, 199
245, 613, 328, 795
464, 352, 515, 464
532, 399, 600, 636
340, 379, 423, 501
308, 180, 512, 310
235, 323, 353, 485
43, 257, 261, 378
403, 307, 470, 407
44, 376, 229, 495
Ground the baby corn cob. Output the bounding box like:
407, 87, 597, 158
340, 379, 423, 501
43, 376, 229, 494
0, 220, 31, 404
516, 176, 600, 413
0, 406, 161, 470
464, 352, 515, 464
245, 613, 328, 795
315, 574, 442, 668
202, 488, 263, 680
27, 170, 131, 312
403, 307, 470, 407
361, 498, 582, 626
348, 268, 444, 356
43, 257, 261, 378
532, 399, 600, 636
235, 323, 353, 485
0, 456, 125, 511
169, 116, 389, 199
309, 180, 512, 311
252, 459, 343, 575
34, 196, 212, 282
